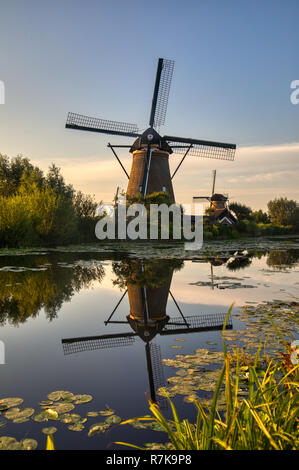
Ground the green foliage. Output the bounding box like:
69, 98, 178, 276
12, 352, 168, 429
0, 155, 100, 247
252, 209, 270, 224
268, 198, 299, 227
229, 202, 252, 221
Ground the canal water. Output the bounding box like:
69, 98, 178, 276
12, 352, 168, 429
0, 238, 298, 449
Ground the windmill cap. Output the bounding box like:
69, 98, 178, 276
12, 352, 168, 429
211, 193, 227, 201
130, 128, 173, 154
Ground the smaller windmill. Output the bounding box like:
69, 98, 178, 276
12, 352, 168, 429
193, 170, 236, 225
193, 169, 217, 205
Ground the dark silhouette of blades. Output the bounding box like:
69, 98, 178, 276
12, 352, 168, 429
149, 58, 174, 129
164, 135, 236, 161
160, 312, 232, 335
62, 332, 136, 355
66, 112, 140, 138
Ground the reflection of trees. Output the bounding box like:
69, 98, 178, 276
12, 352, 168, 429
0, 254, 105, 326
226, 256, 252, 271
266, 250, 299, 269
112, 259, 184, 289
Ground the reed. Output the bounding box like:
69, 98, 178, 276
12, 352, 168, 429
116, 310, 299, 450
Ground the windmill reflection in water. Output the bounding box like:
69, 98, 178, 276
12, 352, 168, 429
61, 260, 232, 408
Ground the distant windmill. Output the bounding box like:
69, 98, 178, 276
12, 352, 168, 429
193, 169, 217, 206
66, 58, 236, 203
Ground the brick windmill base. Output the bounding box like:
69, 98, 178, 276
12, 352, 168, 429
126, 148, 175, 203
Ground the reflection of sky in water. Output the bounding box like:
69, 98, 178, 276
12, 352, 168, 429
0, 249, 298, 449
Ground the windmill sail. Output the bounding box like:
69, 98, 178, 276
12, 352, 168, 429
149, 58, 175, 129
66, 112, 140, 138
62, 332, 136, 355
164, 135, 236, 161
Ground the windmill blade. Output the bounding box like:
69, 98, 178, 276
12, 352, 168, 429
149, 58, 175, 129
62, 332, 136, 355
147, 342, 168, 409
160, 312, 232, 335
164, 135, 236, 161
211, 169, 216, 196
66, 112, 140, 138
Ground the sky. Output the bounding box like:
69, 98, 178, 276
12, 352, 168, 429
0, 0, 298, 210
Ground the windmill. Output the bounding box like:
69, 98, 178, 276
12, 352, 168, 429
193, 169, 217, 206
65, 58, 236, 203
61, 259, 232, 407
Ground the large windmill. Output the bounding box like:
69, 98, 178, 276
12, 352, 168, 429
65, 58, 236, 203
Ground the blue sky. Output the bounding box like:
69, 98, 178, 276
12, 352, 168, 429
0, 0, 298, 209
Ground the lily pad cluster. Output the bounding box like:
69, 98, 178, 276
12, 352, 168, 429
227, 299, 299, 358
159, 297, 299, 404
0, 436, 38, 450
159, 349, 232, 406
0, 390, 123, 447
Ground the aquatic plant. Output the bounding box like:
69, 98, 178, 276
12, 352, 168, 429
116, 310, 299, 450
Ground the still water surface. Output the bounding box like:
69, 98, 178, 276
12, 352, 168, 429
0, 239, 298, 449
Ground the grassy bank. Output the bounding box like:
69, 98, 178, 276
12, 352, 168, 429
203, 221, 296, 240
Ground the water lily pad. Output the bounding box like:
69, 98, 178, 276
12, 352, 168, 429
4, 407, 21, 419
105, 414, 121, 425
42, 427, 57, 435
0, 436, 18, 450
21, 438, 38, 450
52, 402, 75, 414
47, 391, 75, 402
88, 422, 109, 436
68, 423, 85, 432
99, 406, 115, 416
45, 408, 59, 419
0, 418, 6, 429
0, 436, 37, 450
33, 409, 58, 422
39, 400, 54, 408
5, 407, 34, 423
87, 411, 99, 417
73, 394, 93, 405
0, 398, 24, 411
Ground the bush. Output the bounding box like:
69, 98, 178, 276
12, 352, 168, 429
0, 156, 100, 248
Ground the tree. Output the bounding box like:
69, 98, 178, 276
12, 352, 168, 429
73, 191, 98, 219
252, 209, 270, 224
267, 198, 299, 226
46, 163, 74, 200
0, 154, 43, 196
229, 202, 252, 221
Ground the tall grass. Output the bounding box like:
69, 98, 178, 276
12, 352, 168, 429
117, 311, 299, 450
